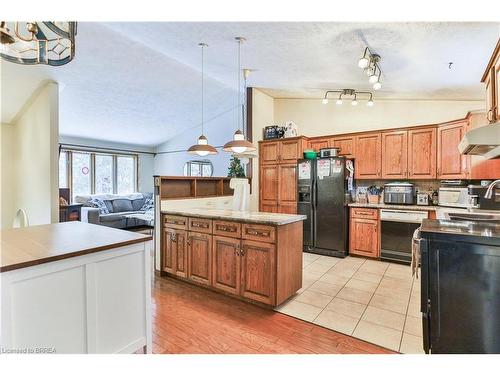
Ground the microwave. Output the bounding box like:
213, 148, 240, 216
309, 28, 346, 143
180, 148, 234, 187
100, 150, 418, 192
438, 187, 471, 208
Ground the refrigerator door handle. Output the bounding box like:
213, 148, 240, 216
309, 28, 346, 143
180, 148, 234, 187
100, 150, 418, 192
420, 238, 431, 353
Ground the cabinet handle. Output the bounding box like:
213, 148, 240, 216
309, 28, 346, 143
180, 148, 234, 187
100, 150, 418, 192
235, 246, 241, 256
247, 229, 268, 237
218, 225, 236, 232
187, 237, 191, 246
487, 109, 494, 122
170, 233, 177, 242
240, 246, 246, 256
192, 222, 208, 228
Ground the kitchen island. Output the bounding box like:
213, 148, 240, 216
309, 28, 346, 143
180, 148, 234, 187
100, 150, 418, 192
160, 209, 306, 306
1, 222, 152, 354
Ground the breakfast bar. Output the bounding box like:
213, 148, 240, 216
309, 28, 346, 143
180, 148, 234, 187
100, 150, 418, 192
1, 222, 152, 354
159, 209, 306, 306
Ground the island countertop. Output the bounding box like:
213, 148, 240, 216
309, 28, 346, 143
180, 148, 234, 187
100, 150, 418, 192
1, 221, 151, 273
161, 208, 306, 225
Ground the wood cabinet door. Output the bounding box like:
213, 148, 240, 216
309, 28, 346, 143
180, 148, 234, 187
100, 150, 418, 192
260, 141, 279, 164
437, 122, 468, 179
187, 232, 212, 286
260, 201, 279, 213
173, 230, 188, 278
260, 164, 279, 210
308, 139, 329, 152
279, 139, 302, 163
331, 136, 354, 157
162, 227, 176, 274
240, 240, 276, 305
278, 163, 297, 214
495, 58, 500, 121
408, 128, 437, 179
354, 134, 381, 179
381, 131, 408, 179
485, 70, 496, 123
212, 236, 241, 295
349, 218, 379, 258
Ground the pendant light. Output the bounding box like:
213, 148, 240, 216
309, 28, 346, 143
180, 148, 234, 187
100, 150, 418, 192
188, 42, 218, 156
223, 37, 256, 154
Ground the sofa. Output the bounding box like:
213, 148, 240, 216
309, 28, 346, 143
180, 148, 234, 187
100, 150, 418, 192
76, 193, 154, 229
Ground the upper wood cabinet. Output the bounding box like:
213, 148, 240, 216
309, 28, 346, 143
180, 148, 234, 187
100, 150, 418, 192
308, 138, 329, 152
259, 137, 306, 164
355, 133, 381, 179
437, 121, 469, 179
331, 136, 355, 157
381, 131, 408, 179
482, 38, 500, 123
260, 141, 279, 164
408, 128, 437, 179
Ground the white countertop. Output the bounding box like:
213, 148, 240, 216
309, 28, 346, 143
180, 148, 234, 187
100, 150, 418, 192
161, 208, 307, 226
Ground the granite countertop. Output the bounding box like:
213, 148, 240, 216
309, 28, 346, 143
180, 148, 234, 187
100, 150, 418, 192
161, 208, 307, 226
420, 219, 500, 239
1, 222, 151, 273
348, 202, 439, 211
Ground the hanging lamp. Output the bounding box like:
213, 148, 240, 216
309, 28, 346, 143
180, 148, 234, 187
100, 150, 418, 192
188, 42, 218, 156
223, 37, 256, 153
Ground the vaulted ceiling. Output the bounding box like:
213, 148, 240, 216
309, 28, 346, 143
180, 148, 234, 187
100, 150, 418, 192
1, 22, 498, 146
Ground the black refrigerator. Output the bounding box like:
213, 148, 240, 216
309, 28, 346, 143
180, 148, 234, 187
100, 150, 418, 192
297, 157, 354, 258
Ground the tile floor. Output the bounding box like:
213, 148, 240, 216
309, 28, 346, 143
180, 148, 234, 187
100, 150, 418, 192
275, 252, 424, 353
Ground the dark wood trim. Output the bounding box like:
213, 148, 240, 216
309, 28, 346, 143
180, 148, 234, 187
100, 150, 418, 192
481, 38, 500, 82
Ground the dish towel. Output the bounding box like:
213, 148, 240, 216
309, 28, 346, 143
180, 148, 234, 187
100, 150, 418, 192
411, 228, 421, 279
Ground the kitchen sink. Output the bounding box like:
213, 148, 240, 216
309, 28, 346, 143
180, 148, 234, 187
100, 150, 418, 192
447, 212, 500, 224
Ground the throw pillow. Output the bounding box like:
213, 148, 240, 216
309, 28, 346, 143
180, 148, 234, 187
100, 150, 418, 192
140, 197, 154, 212
88, 198, 110, 215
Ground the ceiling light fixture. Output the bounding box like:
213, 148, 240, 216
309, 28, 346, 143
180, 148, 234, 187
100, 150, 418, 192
358, 47, 383, 90
188, 42, 218, 157
322, 89, 374, 107
0, 21, 76, 66
223, 37, 256, 154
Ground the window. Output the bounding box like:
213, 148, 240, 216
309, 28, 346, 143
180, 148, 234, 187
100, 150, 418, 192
72, 152, 91, 197
58, 149, 138, 200
117, 156, 135, 194
183, 160, 213, 177
59, 151, 68, 188
95, 154, 113, 194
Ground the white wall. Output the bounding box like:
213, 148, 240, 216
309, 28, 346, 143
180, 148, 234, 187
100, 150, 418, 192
273, 98, 485, 136
58, 135, 156, 193
1, 83, 59, 228
250, 89, 274, 210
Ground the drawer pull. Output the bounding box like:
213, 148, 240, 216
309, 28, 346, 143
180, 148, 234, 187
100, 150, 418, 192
192, 222, 209, 228
167, 220, 185, 226
247, 229, 269, 237
218, 225, 236, 232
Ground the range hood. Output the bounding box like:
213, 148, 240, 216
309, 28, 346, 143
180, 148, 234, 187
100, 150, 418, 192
458, 122, 500, 159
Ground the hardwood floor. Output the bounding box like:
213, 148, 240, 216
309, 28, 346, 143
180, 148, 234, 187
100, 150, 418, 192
152, 276, 395, 354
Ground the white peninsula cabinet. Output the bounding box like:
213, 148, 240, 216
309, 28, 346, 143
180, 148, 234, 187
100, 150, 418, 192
0, 222, 152, 354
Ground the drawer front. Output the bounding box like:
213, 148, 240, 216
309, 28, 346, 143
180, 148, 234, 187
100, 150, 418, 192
242, 223, 276, 243
213, 220, 241, 238
351, 208, 379, 220
163, 215, 188, 229
188, 217, 212, 234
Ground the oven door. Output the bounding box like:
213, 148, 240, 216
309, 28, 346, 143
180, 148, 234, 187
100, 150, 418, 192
380, 210, 428, 264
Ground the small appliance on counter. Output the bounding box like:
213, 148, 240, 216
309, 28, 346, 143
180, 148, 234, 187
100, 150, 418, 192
416, 192, 429, 206
383, 182, 415, 205
319, 147, 339, 158
263, 125, 284, 140
438, 185, 476, 208
468, 184, 499, 210
284, 121, 298, 138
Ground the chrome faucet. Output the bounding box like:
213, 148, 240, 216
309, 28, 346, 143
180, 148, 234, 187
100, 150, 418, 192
484, 179, 500, 199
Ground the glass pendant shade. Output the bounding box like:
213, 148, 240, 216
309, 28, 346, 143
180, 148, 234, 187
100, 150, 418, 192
373, 81, 382, 90
188, 135, 217, 156
368, 73, 379, 84
322, 98, 328, 104
223, 130, 256, 153
358, 57, 369, 69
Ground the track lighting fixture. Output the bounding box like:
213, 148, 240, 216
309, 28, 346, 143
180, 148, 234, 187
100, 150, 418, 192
358, 47, 383, 90
321, 89, 374, 107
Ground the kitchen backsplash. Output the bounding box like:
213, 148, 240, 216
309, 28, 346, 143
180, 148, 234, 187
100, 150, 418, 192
353, 180, 441, 202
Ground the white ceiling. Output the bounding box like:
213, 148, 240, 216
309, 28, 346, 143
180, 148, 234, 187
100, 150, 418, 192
1, 22, 498, 146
